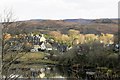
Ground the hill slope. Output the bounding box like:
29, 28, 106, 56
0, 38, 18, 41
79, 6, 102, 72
4, 18, 118, 35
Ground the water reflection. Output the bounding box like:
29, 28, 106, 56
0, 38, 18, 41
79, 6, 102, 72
7, 64, 88, 79
5, 64, 119, 80
23, 65, 67, 78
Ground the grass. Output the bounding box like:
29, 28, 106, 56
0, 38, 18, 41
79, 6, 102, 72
2, 51, 46, 61
20, 52, 45, 61
19, 52, 57, 64
3, 51, 58, 69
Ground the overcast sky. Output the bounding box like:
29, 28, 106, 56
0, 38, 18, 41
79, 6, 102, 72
0, 0, 119, 20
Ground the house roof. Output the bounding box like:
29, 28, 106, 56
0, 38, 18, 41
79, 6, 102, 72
45, 42, 52, 48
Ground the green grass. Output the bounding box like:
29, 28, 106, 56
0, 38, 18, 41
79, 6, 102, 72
3, 51, 58, 70
20, 52, 45, 61
19, 52, 57, 64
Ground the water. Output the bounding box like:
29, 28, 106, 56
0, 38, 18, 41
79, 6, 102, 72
6, 64, 67, 79
2, 64, 120, 80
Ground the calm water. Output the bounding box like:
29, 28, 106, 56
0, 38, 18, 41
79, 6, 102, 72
6, 64, 87, 79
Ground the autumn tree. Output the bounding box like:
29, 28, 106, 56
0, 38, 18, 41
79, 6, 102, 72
68, 29, 80, 39
99, 33, 114, 44
61, 34, 71, 46
72, 34, 85, 45
68, 29, 80, 46
78, 34, 85, 44
49, 31, 62, 42
84, 34, 98, 43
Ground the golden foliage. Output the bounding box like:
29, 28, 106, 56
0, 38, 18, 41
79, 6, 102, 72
61, 34, 70, 42
49, 31, 62, 42
99, 33, 114, 44
68, 29, 80, 35
3, 33, 12, 40
84, 34, 98, 43
48, 30, 115, 45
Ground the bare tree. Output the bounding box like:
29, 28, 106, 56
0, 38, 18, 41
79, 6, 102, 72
1, 9, 28, 80
0, 22, 3, 80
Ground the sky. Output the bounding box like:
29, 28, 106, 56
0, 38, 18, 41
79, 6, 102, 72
0, 0, 119, 20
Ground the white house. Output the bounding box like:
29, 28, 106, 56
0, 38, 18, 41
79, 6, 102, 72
40, 43, 46, 50
31, 45, 40, 52
45, 42, 53, 51
40, 34, 46, 42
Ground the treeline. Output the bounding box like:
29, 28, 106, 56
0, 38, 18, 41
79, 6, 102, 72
48, 29, 114, 47
3, 29, 115, 49
56, 42, 120, 79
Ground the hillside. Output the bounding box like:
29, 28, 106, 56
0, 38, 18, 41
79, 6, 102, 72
3, 18, 118, 35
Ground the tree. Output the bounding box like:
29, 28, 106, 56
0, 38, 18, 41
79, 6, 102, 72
61, 34, 71, 46
84, 34, 98, 43
68, 29, 80, 46
3, 33, 12, 41
68, 29, 80, 39
49, 31, 62, 42
1, 9, 27, 80
72, 34, 85, 45
99, 33, 114, 44
68, 29, 80, 36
